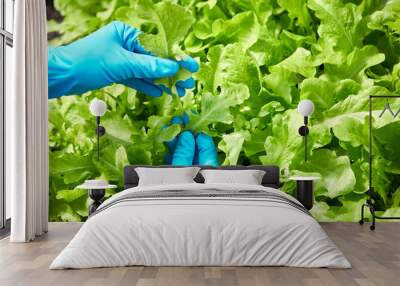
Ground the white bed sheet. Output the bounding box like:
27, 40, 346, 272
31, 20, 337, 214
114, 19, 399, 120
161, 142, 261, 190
50, 183, 350, 269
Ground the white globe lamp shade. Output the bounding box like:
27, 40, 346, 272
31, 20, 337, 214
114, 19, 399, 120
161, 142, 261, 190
90, 99, 107, 117
297, 99, 315, 117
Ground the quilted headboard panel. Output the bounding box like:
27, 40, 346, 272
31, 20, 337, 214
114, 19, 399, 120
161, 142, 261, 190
124, 165, 280, 189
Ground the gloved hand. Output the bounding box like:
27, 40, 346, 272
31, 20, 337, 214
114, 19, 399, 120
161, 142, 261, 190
172, 131, 196, 166
164, 115, 190, 164
48, 21, 198, 99
194, 133, 219, 166
164, 114, 219, 166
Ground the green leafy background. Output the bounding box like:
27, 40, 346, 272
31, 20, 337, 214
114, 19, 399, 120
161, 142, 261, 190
48, 0, 400, 222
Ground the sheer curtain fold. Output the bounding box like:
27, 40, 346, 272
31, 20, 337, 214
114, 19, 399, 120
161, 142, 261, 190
8, 0, 48, 242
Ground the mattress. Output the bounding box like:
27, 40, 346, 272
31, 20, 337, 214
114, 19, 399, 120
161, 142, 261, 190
50, 183, 351, 269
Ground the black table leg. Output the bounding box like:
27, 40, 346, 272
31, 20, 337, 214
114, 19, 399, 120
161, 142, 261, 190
88, 189, 105, 215
296, 180, 314, 210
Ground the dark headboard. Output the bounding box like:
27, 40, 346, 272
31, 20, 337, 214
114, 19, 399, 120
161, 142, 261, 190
124, 165, 280, 189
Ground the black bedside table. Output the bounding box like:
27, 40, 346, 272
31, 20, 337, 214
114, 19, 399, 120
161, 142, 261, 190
77, 180, 117, 215
289, 176, 320, 210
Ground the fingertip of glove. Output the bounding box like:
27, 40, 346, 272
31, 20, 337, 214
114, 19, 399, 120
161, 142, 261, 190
179, 130, 195, 142
176, 86, 186, 97
170, 116, 184, 125
182, 112, 190, 125
178, 57, 199, 73
196, 133, 215, 146
176, 77, 195, 89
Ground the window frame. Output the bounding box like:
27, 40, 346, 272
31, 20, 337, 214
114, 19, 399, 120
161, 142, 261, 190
0, 0, 13, 233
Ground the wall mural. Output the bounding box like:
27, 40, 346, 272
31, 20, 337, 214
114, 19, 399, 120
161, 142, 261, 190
47, 0, 400, 222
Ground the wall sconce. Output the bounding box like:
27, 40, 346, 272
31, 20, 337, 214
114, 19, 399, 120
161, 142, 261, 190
297, 99, 315, 162
89, 99, 107, 160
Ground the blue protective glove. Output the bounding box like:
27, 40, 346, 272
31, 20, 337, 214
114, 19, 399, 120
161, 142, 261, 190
164, 114, 190, 164
171, 131, 195, 166
164, 115, 190, 152
194, 133, 219, 166
164, 115, 219, 166
48, 21, 198, 99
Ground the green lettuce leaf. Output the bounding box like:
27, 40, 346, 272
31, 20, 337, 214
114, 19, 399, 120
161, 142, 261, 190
368, 0, 400, 36
50, 152, 97, 185
196, 43, 261, 95
308, 0, 369, 52
259, 110, 304, 170
325, 45, 385, 83
193, 11, 261, 49
270, 47, 319, 78
332, 117, 369, 148
218, 132, 246, 165
56, 189, 87, 203
187, 83, 250, 132
216, 0, 273, 24
277, 0, 311, 29
299, 78, 335, 112
296, 149, 356, 199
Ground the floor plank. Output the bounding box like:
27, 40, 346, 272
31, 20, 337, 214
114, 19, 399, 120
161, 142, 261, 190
0, 222, 399, 286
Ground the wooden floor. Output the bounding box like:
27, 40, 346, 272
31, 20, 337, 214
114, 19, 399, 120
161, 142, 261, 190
0, 222, 399, 286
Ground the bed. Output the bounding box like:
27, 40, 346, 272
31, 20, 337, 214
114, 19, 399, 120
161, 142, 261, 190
50, 165, 351, 269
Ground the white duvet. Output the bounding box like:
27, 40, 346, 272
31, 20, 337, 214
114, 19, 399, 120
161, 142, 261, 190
50, 183, 351, 269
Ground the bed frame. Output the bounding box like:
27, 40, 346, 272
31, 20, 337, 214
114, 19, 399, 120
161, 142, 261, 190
124, 165, 280, 189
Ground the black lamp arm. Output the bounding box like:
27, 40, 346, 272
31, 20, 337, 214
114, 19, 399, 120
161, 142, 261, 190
298, 116, 309, 162
95, 116, 106, 161
95, 116, 106, 136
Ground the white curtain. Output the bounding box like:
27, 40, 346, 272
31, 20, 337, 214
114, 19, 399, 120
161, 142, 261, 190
7, 0, 49, 242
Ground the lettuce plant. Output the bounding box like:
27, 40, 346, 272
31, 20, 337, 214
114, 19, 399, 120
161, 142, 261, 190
48, 0, 400, 222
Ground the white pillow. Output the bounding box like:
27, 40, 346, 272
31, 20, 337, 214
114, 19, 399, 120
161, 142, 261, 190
135, 167, 200, 186
200, 169, 266, 185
